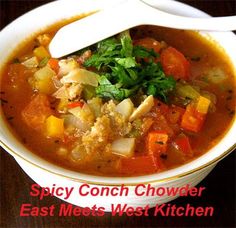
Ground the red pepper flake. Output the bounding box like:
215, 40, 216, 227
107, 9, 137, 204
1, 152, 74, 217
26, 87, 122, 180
67, 101, 84, 109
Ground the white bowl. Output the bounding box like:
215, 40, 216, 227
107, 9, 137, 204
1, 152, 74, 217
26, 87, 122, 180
0, 0, 235, 211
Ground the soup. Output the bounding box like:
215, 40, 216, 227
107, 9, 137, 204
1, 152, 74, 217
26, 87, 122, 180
0, 23, 235, 176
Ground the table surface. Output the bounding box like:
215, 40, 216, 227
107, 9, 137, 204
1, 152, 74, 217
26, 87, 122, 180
0, 0, 235, 227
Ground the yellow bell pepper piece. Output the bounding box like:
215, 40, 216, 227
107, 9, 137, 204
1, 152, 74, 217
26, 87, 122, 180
196, 96, 211, 114
45, 115, 64, 138
57, 99, 68, 112
33, 66, 56, 94
33, 46, 50, 60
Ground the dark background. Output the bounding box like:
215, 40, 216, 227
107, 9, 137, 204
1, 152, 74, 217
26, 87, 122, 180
0, 0, 235, 227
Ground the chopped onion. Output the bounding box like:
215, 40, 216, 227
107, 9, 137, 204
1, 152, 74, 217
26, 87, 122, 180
68, 104, 95, 129
205, 67, 227, 84
116, 98, 134, 120
60, 68, 99, 86
58, 58, 78, 76
87, 97, 103, 118
70, 144, 88, 162
56, 147, 68, 157
22, 56, 39, 68
63, 114, 90, 132
52, 76, 63, 88
129, 95, 154, 121
111, 138, 135, 157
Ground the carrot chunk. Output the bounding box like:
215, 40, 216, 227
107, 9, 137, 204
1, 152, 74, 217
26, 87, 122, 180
21, 94, 52, 131
181, 104, 205, 132
173, 133, 193, 157
160, 47, 190, 80
147, 130, 168, 155
7, 64, 27, 89
48, 58, 59, 74
120, 155, 158, 174
153, 99, 169, 115
166, 105, 185, 124
133, 37, 161, 54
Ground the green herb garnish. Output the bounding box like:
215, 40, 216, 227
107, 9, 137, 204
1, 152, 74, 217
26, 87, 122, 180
39, 57, 49, 67
84, 31, 176, 101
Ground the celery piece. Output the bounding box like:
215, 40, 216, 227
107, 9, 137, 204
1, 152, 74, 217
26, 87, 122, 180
38, 57, 49, 67
176, 83, 200, 100
205, 67, 227, 84
82, 85, 96, 100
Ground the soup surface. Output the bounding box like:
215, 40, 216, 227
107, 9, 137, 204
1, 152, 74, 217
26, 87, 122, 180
0, 22, 235, 176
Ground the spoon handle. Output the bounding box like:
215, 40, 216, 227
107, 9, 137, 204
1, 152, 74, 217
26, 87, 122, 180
49, 0, 236, 58
141, 0, 236, 31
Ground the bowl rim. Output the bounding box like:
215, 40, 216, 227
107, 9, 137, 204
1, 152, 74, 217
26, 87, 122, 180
1, 138, 235, 186
0, 0, 235, 185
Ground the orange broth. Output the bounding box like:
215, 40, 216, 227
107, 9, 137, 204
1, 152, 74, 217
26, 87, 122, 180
0, 22, 235, 176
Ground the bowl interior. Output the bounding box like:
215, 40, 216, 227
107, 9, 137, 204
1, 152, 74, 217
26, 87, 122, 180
0, 0, 235, 184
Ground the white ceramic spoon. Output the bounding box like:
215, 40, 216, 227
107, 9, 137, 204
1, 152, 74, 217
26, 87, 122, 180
49, 0, 236, 58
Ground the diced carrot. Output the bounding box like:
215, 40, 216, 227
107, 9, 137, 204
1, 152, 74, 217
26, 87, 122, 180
133, 37, 161, 63
48, 58, 59, 74
147, 130, 168, 155
173, 133, 193, 157
120, 155, 158, 174
133, 37, 161, 54
181, 104, 205, 132
152, 115, 174, 137
7, 64, 27, 88
166, 105, 185, 124
62, 134, 77, 144
160, 47, 190, 80
155, 155, 166, 172
67, 101, 84, 109
21, 94, 52, 131
154, 99, 169, 115
142, 117, 154, 134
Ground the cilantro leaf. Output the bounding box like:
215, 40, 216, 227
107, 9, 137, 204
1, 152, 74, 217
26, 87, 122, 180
96, 76, 137, 100
120, 30, 133, 57
114, 57, 136, 68
133, 45, 158, 58
96, 85, 135, 100
84, 31, 176, 101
